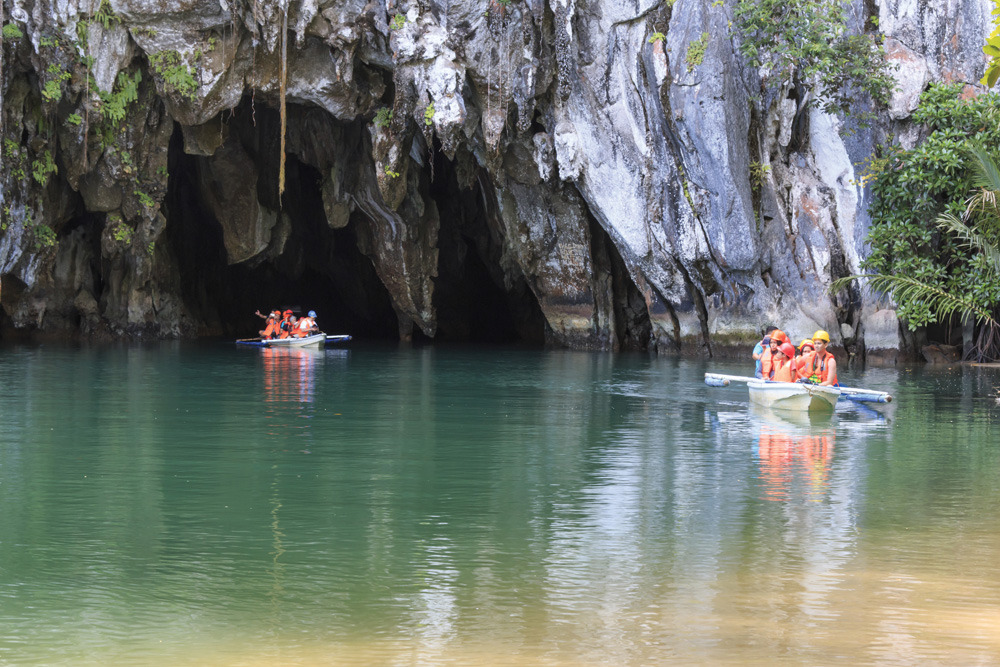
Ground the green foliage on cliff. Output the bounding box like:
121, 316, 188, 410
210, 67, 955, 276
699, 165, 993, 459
734, 0, 894, 122
32, 150, 58, 186
984, 0, 1000, 87
97, 70, 141, 127
3, 23, 24, 40
373, 107, 392, 128
686, 32, 709, 71
148, 50, 197, 99
843, 85, 1000, 356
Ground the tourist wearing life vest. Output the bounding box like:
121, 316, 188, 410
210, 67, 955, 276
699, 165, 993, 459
753, 326, 777, 378
760, 330, 789, 379
293, 310, 319, 337
802, 330, 838, 386
278, 310, 295, 339
794, 338, 815, 380
255, 309, 282, 339
771, 342, 797, 382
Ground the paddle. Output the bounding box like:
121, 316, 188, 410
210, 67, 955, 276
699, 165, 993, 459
704, 373, 893, 403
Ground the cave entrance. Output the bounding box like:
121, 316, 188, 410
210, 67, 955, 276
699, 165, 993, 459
163, 106, 397, 340
427, 143, 545, 345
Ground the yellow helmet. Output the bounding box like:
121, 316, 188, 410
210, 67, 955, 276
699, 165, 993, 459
799, 338, 815, 351
812, 329, 830, 343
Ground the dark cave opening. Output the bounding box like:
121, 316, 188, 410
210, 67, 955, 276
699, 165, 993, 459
163, 109, 398, 340
427, 142, 546, 345
161, 101, 545, 345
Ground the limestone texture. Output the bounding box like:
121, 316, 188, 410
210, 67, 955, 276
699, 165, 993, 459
0, 0, 992, 356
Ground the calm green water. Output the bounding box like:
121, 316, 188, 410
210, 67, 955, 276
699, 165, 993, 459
1, 342, 998, 666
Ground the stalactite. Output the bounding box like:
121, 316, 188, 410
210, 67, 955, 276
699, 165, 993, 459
278, 4, 287, 199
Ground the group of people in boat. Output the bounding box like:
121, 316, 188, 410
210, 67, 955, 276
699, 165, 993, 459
255, 309, 320, 340
752, 327, 838, 386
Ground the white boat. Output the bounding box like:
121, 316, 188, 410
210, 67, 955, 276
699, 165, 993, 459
236, 333, 327, 348
747, 380, 840, 412
264, 333, 326, 348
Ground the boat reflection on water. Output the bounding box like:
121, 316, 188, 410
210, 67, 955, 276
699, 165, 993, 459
262, 347, 324, 403
751, 404, 836, 502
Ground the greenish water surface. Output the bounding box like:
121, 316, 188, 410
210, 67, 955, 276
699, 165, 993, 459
1, 342, 998, 666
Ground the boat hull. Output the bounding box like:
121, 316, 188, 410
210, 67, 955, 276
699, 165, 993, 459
236, 333, 327, 348
747, 380, 839, 412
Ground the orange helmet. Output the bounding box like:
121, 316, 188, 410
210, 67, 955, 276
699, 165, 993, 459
771, 330, 789, 344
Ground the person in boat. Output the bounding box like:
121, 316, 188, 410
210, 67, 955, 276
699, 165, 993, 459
293, 311, 319, 338
800, 330, 838, 386
256, 309, 281, 339
753, 326, 777, 378
277, 310, 295, 339
759, 329, 789, 379
771, 342, 798, 382
794, 338, 815, 379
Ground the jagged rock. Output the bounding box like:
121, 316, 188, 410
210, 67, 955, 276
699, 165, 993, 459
0, 0, 992, 353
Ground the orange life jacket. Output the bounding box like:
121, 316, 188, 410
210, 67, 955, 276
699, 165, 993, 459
760, 348, 775, 379
293, 317, 314, 337
278, 318, 293, 339
772, 357, 794, 382
805, 350, 837, 384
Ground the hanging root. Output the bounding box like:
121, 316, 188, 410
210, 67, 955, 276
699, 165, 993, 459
278, 5, 288, 199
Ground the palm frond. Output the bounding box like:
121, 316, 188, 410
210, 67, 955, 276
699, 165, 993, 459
936, 212, 1000, 274
967, 142, 1000, 193
831, 273, 998, 326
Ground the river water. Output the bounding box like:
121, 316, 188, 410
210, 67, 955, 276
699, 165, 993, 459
0, 342, 998, 666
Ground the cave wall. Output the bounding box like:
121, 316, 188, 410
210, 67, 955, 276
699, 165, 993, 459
0, 0, 993, 354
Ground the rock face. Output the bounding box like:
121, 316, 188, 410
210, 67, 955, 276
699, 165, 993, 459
0, 0, 992, 355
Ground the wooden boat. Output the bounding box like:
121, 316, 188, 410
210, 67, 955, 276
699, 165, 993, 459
236, 333, 327, 348
747, 379, 840, 412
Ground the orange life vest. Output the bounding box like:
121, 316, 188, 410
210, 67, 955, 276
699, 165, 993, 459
760, 348, 775, 379
772, 357, 794, 382
805, 350, 837, 384
293, 317, 314, 338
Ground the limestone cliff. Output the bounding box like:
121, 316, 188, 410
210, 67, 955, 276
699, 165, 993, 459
0, 0, 992, 357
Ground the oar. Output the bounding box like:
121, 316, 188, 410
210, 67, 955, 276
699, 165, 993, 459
704, 373, 893, 403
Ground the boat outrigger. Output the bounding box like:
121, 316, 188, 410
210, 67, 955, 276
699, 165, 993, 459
705, 373, 892, 412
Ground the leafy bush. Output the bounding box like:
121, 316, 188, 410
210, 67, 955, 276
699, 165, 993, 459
149, 50, 197, 99
734, 0, 894, 122
3, 23, 24, 39
373, 107, 392, 128
861, 84, 1000, 329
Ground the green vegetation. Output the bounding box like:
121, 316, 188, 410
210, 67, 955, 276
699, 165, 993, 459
134, 190, 155, 209
94, 0, 119, 29
112, 223, 132, 243
424, 102, 435, 126
373, 107, 392, 128
835, 84, 1000, 359
97, 70, 141, 129
685, 32, 709, 71
390, 13, 407, 30
749, 161, 771, 193
146, 241, 156, 255
32, 150, 58, 186
148, 50, 197, 99
734, 0, 894, 123
647, 32, 665, 45
984, 0, 1000, 86
3, 23, 24, 39
41, 66, 72, 102
32, 222, 57, 250
66, 113, 83, 126
384, 166, 400, 179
